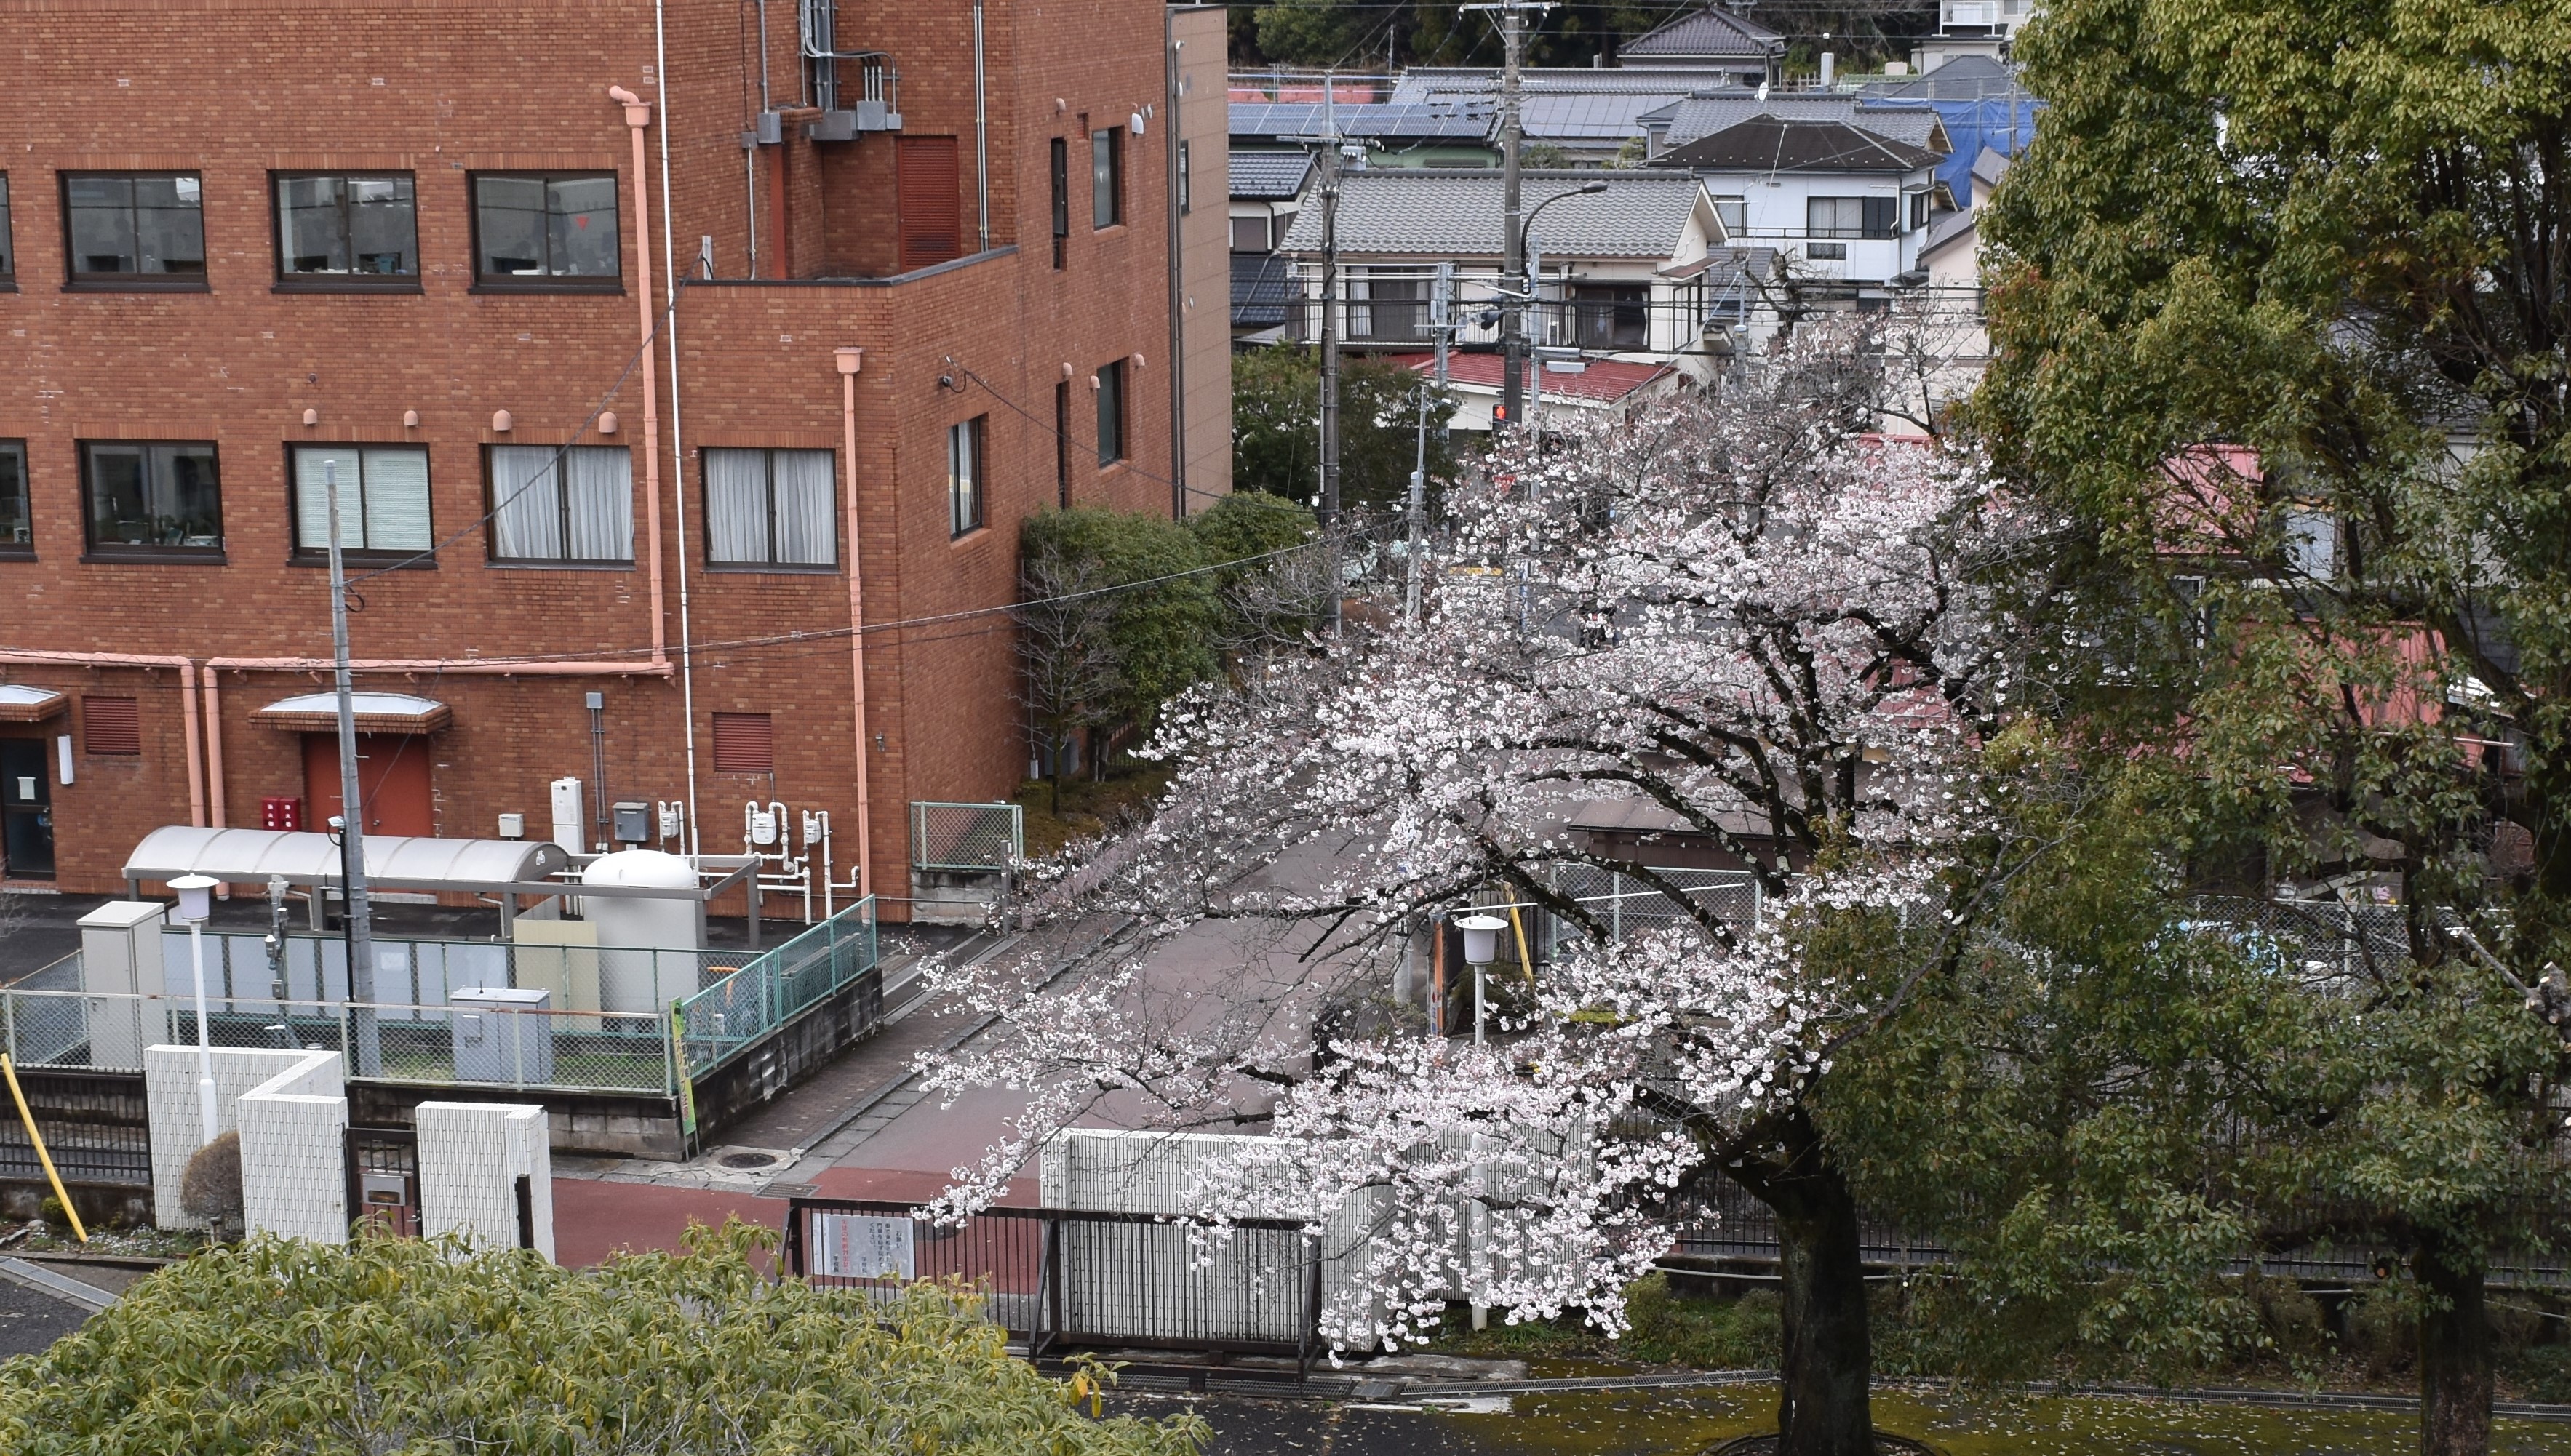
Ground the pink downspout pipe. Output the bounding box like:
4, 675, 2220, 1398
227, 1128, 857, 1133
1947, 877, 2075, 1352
0, 649, 203, 828
610, 84, 671, 667
204, 657, 673, 677
202, 672, 225, 828
837, 346, 875, 901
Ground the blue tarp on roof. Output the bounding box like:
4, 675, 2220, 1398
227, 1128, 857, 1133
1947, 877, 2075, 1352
1862, 59, 2041, 198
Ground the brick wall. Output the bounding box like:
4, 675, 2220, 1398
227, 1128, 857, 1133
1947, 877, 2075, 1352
0, 0, 1201, 909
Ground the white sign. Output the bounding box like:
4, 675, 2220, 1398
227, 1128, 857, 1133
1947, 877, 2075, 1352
813, 1213, 916, 1281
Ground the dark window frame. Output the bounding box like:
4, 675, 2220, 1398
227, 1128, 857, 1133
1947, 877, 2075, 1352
1177, 140, 1192, 215
948, 415, 987, 538
284, 443, 437, 567
466, 171, 624, 293
1567, 284, 1650, 351
0, 439, 30, 558
0, 172, 15, 289
1050, 138, 1070, 269
1095, 360, 1126, 467
1091, 127, 1123, 230
699, 446, 840, 572
481, 444, 637, 567
60, 171, 210, 292
77, 439, 225, 562
271, 171, 423, 292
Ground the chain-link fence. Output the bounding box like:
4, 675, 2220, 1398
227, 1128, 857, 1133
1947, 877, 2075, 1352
910, 801, 1023, 873
1539, 864, 1762, 955
672, 897, 880, 1076
0, 988, 674, 1093
154, 927, 736, 1018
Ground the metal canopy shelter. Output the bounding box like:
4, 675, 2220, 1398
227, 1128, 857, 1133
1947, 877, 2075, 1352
121, 826, 773, 945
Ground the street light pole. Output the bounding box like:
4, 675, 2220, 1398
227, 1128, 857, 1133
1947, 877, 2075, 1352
170, 873, 220, 1142
1455, 913, 1506, 1047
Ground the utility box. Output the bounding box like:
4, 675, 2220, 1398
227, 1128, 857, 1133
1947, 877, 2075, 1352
449, 986, 554, 1084
611, 801, 650, 845
549, 777, 585, 857
79, 900, 168, 1068
260, 796, 303, 831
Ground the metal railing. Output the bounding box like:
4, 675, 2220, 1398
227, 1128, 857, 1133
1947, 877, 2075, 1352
1, 988, 676, 1095
911, 801, 1022, 874
671, 898, 879, 1076
154, 927, 736, 1018
782, 1197, 1325, 1374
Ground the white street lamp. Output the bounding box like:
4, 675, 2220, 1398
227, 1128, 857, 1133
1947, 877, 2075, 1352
1454, 913, 1507, 1048
170, 873, 220, 1143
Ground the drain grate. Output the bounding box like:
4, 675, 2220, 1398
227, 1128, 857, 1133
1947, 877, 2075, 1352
714, 1150, 784, 1171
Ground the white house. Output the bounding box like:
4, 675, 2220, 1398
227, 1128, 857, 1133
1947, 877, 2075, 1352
1275, 169, 1767, 387
1655, 115, 1948, 300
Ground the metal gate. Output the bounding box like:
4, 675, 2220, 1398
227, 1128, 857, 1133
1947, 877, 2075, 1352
344, 1125, 418, 1239
782, 1197, 1323, 1376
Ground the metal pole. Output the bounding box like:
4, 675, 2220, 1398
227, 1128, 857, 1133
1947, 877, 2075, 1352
1316, 77, 1343, 635
1497, 0, 1525, 431
189, 919, 215, 1140
325, 459, 380, 1076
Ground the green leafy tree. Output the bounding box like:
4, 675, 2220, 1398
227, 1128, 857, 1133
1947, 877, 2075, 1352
0, 1222, 1203, 1456
1232, 344, 1456, 516
1974, 1, 2571, 1448
1189, 491, 1329, 657
1017, 508, 1222, 787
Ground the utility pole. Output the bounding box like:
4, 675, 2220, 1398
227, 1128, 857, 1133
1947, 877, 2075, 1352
1464, 0, 1549, 431
324, 459, 380, 1076
1407, 262, 1452, 623
1316, 74, 1344, 633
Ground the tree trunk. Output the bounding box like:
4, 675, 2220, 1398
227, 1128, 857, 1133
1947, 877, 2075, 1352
1726, 1111, 1876, 1456
2415, 1234, 2492, 1456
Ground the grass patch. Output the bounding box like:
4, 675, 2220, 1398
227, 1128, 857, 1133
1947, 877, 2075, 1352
1427, 1273, 1781, 1369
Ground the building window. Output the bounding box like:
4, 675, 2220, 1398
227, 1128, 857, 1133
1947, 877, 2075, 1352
1712, 196, 1746, 237
711, 712, 775, 774
1568, 284, 1650, 350
1351, 272, 1423, 342
1095, 360, 1125, 466
290, 445, 432, 559
1906, 189, 1931, 233
80, 442, 223, 557
470, 174, 620, 287
83, 697, 141, 756
703, 447, 837, 567
487, 445, 634, 564
1050, 138, 1069, 269
1177, 140, 1192, 215
948, 417, 986, 537
1092, 127, 1123, 229
1809, 196, 1899, 241
1054, 382, 1072, 507
0, 175, 14, 283
1807, 241, 1849, 260
274, 173, 418, 284
0, 441, 26, 553
1230, 215, 1271, 253
64, 174, 206, 284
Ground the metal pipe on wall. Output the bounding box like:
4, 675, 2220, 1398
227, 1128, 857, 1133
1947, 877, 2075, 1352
648, 20, 706, 860
834, 347, 877, 901
607, 86, 669, 672
973, 0, 989, 253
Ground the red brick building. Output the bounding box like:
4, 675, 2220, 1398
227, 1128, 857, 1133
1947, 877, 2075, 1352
0, 0, 1234, 913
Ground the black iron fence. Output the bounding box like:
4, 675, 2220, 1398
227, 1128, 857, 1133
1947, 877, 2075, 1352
0, 1068, 150, 1187
781, 1197, 1325, 1375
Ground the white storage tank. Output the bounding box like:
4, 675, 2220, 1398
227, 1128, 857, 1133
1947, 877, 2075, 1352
581, 850, 705, 1015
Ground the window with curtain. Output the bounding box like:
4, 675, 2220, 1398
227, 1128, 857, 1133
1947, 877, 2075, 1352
80, 441, 222, 556
947, 417, 986, 537
1091, 127, 1123, 229
1095, 361, 1125, 466
703, 447, 837, 567
487, 445, 633, 564
290, 446, 432, 559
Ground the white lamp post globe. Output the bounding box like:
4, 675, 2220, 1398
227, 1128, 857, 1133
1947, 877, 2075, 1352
1454, 913, 1506, 967
170, 873, 218, 924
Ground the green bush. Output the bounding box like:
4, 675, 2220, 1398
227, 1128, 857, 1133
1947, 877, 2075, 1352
0, 1220, 1203, 1456
1620, 1276, 1782, 1369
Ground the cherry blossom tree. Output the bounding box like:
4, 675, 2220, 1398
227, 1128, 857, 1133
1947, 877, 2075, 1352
926, 332, 2046, 1456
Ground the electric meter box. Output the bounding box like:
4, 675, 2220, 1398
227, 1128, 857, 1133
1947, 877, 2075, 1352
612, 801, 652, 844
